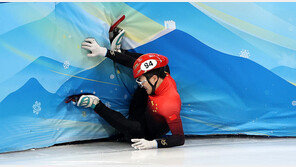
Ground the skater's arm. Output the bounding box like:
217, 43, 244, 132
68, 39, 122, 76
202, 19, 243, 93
81, 38, 143, 68
121, 50, 143, 59
156, 120, 185, 148
130, 118, 184, 150
105, 50, 140, 68
156, 100, 185, 148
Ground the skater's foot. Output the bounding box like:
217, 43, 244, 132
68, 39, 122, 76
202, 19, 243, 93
109, 27, 125, 52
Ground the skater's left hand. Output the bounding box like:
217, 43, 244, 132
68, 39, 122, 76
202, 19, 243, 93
131, 138, 158, 150
77, 95, 100, 109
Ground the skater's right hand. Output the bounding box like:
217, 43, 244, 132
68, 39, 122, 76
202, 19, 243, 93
81, 38, 107, 57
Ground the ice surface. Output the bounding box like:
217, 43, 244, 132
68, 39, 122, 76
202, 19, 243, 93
1, 137, 296, 167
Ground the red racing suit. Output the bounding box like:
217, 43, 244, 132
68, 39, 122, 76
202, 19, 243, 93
94, 50, 184, 148
146, 73, 184, 147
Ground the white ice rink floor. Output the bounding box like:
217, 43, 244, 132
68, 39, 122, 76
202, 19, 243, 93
1, 137, 296, 167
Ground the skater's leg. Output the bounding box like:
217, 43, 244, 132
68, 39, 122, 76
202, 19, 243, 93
94, 101, 145, 138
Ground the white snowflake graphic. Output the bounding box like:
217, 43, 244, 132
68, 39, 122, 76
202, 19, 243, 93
292, 100, 296, 106
105, 102, 111, 108
239, 49, 250, 59
110, 74, 115, 80
63, 86, 71, 94
33, 101, 42, 115
164, 20, 176, 29
63, 61, 70, 69
82, 111, 87, 117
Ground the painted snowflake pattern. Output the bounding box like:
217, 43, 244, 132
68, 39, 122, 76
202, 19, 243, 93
82, 111, 87, 117
124, 94, 128, 99
63, 60, 70, 69
292, 100, 296, 106
105, 102, 111, 108
239, 49, 250, 59
33, 101, 41, 115
110, 74, 115, 80
164, 20, 176, 29
63, 86, 71, 94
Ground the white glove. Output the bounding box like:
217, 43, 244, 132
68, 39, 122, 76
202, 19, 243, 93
81, 38, 107, 57
131, 138, 158, 150
77, 95, 100, 109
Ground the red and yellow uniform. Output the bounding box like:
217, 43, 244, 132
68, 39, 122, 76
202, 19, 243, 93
147, 73, 184, 147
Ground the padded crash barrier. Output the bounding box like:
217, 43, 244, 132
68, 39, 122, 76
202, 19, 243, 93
0, 2, 296, 153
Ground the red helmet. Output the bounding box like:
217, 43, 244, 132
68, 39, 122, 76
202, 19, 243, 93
133, 53, 169, 78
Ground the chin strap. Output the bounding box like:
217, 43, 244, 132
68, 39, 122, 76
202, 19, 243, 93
145, 74, 159, 95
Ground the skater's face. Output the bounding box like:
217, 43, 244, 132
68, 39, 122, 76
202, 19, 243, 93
136, 75, 158, 95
